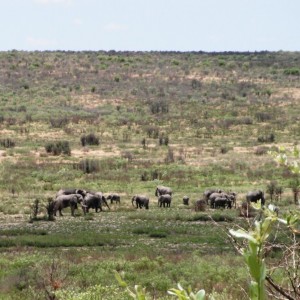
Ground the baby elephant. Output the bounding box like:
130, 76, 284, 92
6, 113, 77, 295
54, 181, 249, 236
158, 194, 172, 207
107, 193, 121, 204
183, 196, 189, 205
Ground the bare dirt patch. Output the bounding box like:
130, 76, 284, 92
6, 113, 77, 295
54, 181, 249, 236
71, 147, 121, 159
72, 94, 124, 109
273, 87, 300, 100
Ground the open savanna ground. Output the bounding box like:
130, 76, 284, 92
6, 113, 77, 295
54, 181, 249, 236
0, 50, 300, 299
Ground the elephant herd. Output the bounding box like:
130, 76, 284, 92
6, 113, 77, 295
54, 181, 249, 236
52, 188, 113, 217
50, 185, 266, 217
196, 189, 265, 210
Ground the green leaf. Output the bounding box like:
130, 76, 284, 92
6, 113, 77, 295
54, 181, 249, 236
114, 270, 127, 288
293, 146, 300, 158
229, 229, 258, 244
245, 253, 261, 282
249, 281, 259, 300
251, 201, 262, 210
194, 289, 206, 300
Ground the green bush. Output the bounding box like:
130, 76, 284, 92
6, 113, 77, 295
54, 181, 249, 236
80, 133, 100, 146
0, 138, 15, 148
77, 158, 100, 173
283, 67, 300, 75
148, 230, 168, 238
45, 141, 71, 155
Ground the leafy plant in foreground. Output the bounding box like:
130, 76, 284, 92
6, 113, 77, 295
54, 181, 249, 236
230, 204, 299, 300
114, 271, 210, 300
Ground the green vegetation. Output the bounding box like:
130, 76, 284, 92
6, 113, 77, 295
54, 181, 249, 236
0, 50, 300, 299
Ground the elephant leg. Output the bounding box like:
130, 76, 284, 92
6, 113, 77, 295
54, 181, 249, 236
59, 209, 63, 216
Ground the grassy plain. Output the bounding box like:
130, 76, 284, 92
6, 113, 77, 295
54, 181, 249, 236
0, 50, 300, 299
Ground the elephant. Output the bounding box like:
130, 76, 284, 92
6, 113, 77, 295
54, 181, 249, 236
132, 195, 149, 209
246, 190, 265, 206
107, 193, 121, 204
82, 192, 110, 214
155, 185, 172, 197
214, 197, 232, 209
183, 195, 189, 205
227, 192, 237, 208
208, 191, 228, 208
53, 194, 84, 216
203, 188, 222, 204
56, 188, 87, 198
158, 194, 172, 207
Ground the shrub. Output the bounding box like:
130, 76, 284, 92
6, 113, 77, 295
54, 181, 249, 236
149, 100, 169, 114
239, 201, 256, 218
29, 199, 40, 221
121, 151, 133, 162
283, 67, 300, 76
45, 141, 71, 156
0, 138, 15, 148
255, 112, 272, 122
148, 230, 168, 238
49, 117, 69, 128
164, 148, 175, 163
46, 198, 55, 221
220, 146, 231, 154
159, 135, 169, 146
77, 159, 100, 173
80, 133, 100, 146
257, 133, 275, 143
255, 146, 269, 155
146, 126, 159, 138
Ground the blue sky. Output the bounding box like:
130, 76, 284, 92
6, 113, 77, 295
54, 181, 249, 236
1, 0, 299, 52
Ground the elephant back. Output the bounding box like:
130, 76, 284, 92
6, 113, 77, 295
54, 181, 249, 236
155, 185, 172, 196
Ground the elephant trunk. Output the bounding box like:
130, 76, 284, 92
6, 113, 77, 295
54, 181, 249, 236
102, 197, 110, 210
81, 203, 87, 215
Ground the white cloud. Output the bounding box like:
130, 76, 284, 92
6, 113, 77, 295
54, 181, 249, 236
73, 18, 83, 26
26, 37, 58, 49
33, 0, 73, 5
104, 22, 128, 32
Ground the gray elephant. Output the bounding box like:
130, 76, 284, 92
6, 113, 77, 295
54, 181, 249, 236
203, 188, 222, 204
227, 192, 237, 208
158, 194, 172, 207
56, 188, 87, 198
246, 190, 265, 206
183, 195, 189, 205
107, 193, 121, 204
83, 192, 110, 213
132, 195, 149, 209
214, 197, 232, 209
53, 194, 84, 216
208, 191, 228, 208
155, 185, 172, 197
